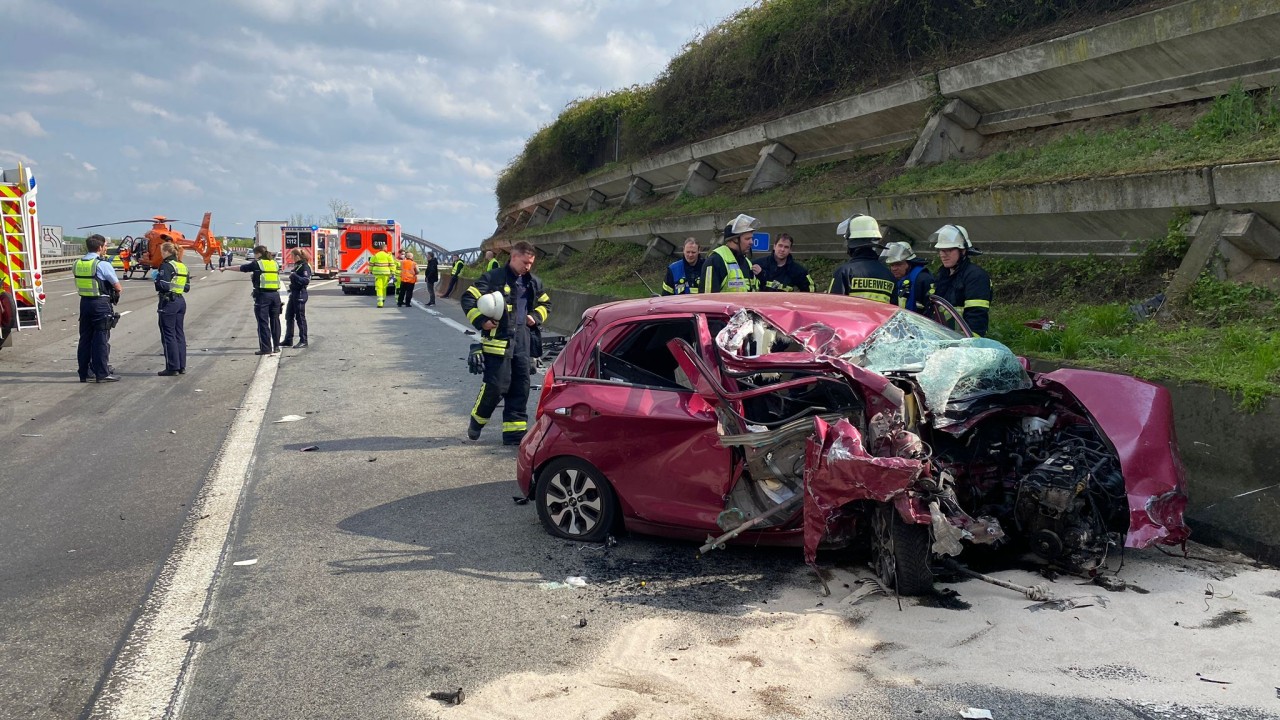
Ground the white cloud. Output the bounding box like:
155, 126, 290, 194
444, 150, 499, 181
129, 101, 175, 120
82, 162, 97, 172
21, 70, 96, 96
74, 190, 103, 202
0, 149, 37, 166
0, 111, 47, 137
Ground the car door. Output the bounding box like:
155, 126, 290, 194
546, 314, 733, 530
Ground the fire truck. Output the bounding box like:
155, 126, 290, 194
282, 225, 341, 278
0, 164, 45, 349
336, 217, 401, 295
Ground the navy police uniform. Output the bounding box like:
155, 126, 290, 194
282, 258, 311, 347
155, 257, 190, 374
237, 258, 282, 353
74, 253, 120, 382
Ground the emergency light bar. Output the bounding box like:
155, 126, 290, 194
337, 217, 395, 226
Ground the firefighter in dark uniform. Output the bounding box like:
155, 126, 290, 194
461, 240, 551, 446
662, 238, 704, 295
154, 242, 189, 376
753, 233, 815, 293
931, 224, 992, 336
222, 245, 282, 354
704, 214, 760, 293
880, 240, 934, 315
828, 214, 896, 304
74, 234, 121, 383
281, 247, 311, 348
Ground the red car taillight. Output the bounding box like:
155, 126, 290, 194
535, 366, 555, 419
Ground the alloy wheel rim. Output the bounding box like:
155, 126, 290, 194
545, 468, 603, 536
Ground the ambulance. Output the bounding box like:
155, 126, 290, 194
282, 225, 341, 278
0, 164, 44, 349
336, 217, 401, 295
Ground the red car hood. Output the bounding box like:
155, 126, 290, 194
1036, 369, 1190, 549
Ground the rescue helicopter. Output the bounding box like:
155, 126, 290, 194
77, 213, 222, 278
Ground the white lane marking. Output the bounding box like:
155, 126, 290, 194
411, 299, 473, 335
118, 310, 132, 317
61, 291, 78, 297
88, 353, 281, 720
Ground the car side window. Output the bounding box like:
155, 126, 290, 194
593, 318, 699, 391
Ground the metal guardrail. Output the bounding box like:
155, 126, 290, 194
40, 256, 77, 273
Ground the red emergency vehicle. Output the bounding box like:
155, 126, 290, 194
336, 217, 401, 294
0, 163, 44, 349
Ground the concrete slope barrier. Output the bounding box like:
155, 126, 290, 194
496, 0, 1280, 242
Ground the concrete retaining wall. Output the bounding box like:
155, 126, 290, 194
495, 0, 1280, 246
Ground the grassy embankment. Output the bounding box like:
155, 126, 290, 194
502, 87, 1280, 408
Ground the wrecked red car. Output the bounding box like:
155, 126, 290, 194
515, 294, 1189, 595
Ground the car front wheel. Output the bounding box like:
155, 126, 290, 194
871, 503, 934, 596
536, 458, 618, 543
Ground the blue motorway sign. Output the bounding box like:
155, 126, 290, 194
751, 232, 770, 253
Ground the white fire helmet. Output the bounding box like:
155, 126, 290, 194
837, 213, 882, 240
723, 213, 760, 239
929, 224, 973, 250
477, 291, 505, 320
879, 241, 917, 264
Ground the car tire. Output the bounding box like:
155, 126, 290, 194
535, 458, 618, 543
870, 503, 933, 596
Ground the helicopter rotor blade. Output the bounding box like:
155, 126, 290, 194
76, 219, 161, 229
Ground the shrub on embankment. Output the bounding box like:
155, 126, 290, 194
496, 0, 1175, 208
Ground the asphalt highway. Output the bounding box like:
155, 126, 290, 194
2, 270, 1276, 720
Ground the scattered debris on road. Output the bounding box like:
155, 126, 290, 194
273, 415, 306, 423
428, 688, 465, 705
232, 559, 258, 566
960, 709, 993, 719
1027, 595, 1109, 612
300, 445, 319, 452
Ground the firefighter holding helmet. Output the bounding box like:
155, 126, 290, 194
880, 240, 934, 315
931, 224, 992, 336
461, 240, 551, 446
828, 214, 896, 304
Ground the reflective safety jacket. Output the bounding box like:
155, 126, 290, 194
155, 259, 189, 296
369, 250, 396, 277
485, 256, 501, 273
399, 258, 418, 283
895, 260, 934, 315
755, 255, 815, 293
462, 266, 551, 356
257, 259, 281, 291
74, 257, 109, 297
829, 249, 896, 304
704, 245, 756, 293
933, 256, 992, 336
662, 258, 704, 295
451, 259, 465, 277
110, 254, 124, 271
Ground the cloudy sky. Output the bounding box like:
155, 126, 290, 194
1, 0, 750, 250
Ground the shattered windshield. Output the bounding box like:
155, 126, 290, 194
844, 311, 1031, 414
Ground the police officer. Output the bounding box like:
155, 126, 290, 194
880, 240, 934, 315
74, 234, 121, 383
369, 242, 396, 308
223, 245, 282, 354
442, 255, 465, 298
154, 242, 189, 376
931, 224, 992, 336
461, 240, 551, 446
662, 238, 704, 295
483, 250, 501, 273
753, 233, 815, 293
705, 214, 760, 293
829, 214, 896, 304
281, 247, 311, 349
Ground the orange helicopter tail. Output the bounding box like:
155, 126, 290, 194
194, 212, 217, 262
